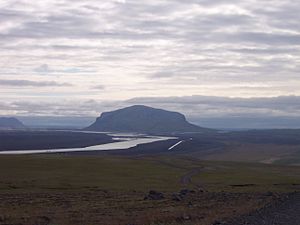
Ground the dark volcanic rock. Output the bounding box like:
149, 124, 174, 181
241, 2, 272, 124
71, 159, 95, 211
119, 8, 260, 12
179, 189, 195, 196
172, 189, 195, 201
85, 105, 210, 134
144, 190, 165, 200
0, 117, 26, 130
172, 193, 183, 201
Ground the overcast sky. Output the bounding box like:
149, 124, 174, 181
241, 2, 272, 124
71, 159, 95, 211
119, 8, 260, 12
0, 0, 300, 125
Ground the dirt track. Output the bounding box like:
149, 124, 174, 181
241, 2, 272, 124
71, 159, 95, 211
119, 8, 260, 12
153, 159, 206, 190
180, 168, 206, 190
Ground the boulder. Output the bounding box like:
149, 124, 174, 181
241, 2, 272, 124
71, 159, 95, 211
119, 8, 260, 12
144, 190, 165, 200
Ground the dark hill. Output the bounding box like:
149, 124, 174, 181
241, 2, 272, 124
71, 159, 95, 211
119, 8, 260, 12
85, 105, 211, 134
0, 117, 26, 130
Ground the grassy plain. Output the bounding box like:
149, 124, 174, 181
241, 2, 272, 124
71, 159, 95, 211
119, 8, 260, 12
0, 155, 299, 193
0, 155, 299, 225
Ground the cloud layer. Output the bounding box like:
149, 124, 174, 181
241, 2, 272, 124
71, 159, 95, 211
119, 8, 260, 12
0, 0, 300, 121
2, 95, 300, 128
0, 79, 72, 87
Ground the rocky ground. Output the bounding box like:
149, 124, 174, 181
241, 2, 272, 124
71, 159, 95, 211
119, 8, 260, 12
223, 192, 300, 225
0, 190, 276, 225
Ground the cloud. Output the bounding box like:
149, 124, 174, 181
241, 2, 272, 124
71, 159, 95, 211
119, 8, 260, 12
1, 95, 300, 128
0, 0, 299, 111
34, 64, 52, 74
127, 95, 300, 119
126, 95, 300, 128
0, 79, 72, 87
92, 85, 105, 90
0, 99, 123, 117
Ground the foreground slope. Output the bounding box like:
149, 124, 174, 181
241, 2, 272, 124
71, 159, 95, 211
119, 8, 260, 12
85, 105, 210, 133
0, 156, 299, 225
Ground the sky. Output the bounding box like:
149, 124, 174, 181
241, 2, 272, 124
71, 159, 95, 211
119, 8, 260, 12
0, 0, 300, 127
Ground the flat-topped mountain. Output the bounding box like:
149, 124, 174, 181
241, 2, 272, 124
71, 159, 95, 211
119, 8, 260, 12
85, 105, 211, 134
0, 117, 26, 130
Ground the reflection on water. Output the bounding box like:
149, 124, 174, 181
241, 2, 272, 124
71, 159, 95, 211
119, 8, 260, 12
0, 134, 176, 155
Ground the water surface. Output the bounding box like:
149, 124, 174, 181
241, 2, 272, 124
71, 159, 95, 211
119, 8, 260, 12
0, 135, 176, 155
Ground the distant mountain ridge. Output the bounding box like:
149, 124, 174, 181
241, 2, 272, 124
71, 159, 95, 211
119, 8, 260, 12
0, 117, 26, 130
85, 105, 211, 134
